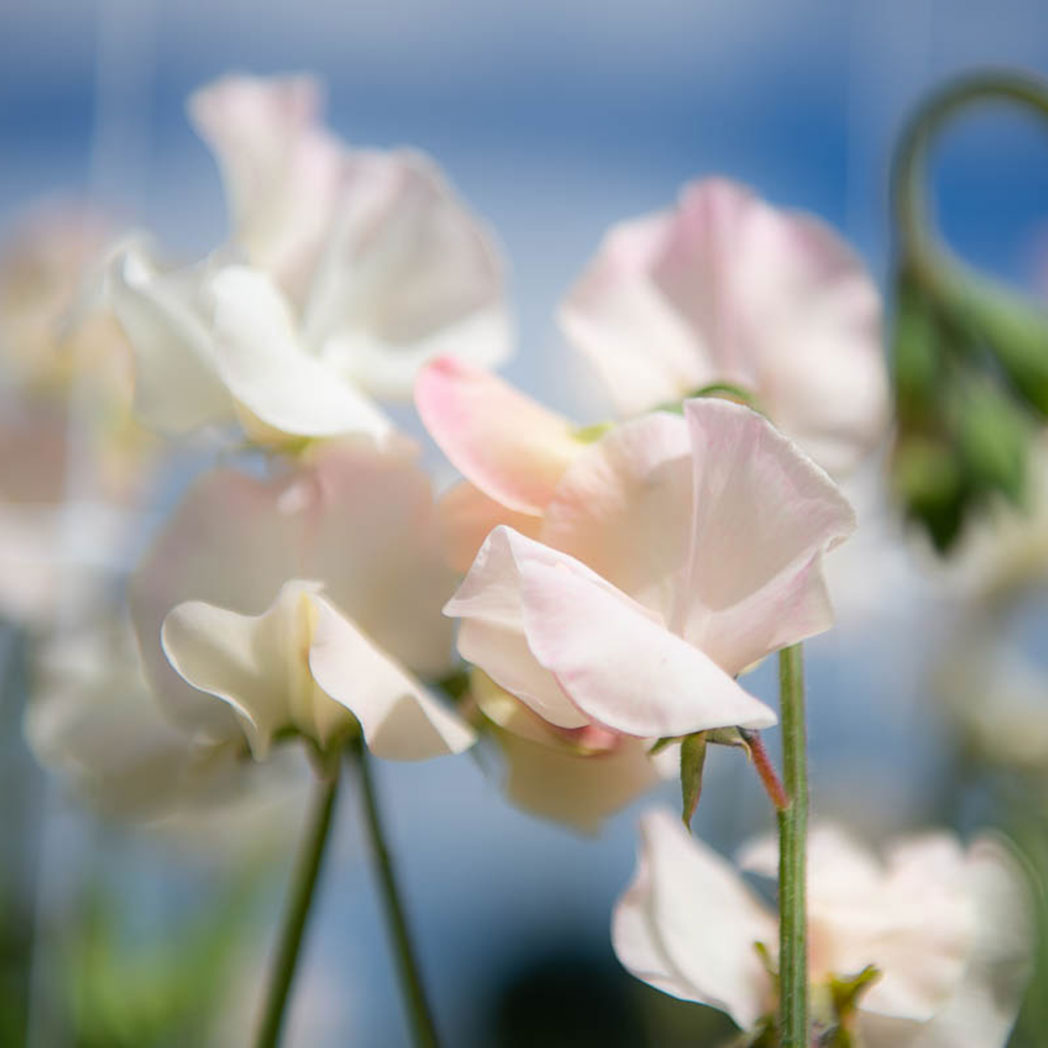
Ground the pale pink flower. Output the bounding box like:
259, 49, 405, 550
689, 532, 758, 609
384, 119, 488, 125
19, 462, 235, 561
560, 178, 888, 476
614, 810, 1032, 1046
443, 395, 854, 741
130, 441, 474, 761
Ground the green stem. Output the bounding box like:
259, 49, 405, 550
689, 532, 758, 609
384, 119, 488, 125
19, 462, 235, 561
350, 739, 441, 1048
892, 71, 1048, 289
255, 762, 341, 1048
777, 644, 809, 1047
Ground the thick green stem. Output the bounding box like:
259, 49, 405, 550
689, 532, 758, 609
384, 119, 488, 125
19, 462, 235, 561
892, 72, 1048, 288
255, 762, 341, 1048
350, 739, 441, 1048
777, 644, 809, 1047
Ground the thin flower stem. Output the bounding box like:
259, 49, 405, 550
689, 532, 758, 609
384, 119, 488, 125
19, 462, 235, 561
255, 761, 341, 1048
777, 644, 809, 1047
350, 738, 441, 1048
892, 72, 1048, 287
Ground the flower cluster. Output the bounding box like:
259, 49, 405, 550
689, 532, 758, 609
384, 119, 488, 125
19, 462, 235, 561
8, 71, 1034, 1047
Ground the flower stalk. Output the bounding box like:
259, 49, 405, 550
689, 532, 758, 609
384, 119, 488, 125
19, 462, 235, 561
255, 759, 341, 1048
777, 643, 809, 1046
350, 737, 441, 1048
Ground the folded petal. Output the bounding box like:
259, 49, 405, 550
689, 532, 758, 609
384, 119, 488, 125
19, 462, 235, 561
188, 74, 343, 299
130, 469, 300, 737
541, 411, 692, 616
519, 560, 777, 738
416, 357, 578, 513
677, 398, 855, 674
107, 246, 231, 433
162, 581, 352, 759
208, 265, 392, 443
308, 594, 475, 760
444, 527, 593, 728
131, 443, 454, 733
304, 150, 512, 397
613, 809, 776, 1029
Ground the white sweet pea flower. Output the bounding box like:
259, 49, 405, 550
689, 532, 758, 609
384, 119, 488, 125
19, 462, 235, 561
614, 810, 1033, 1046
104, 74, 511, 445
560, 177, 888, 477
130, 440, 474, 761
107, 249, 393, 444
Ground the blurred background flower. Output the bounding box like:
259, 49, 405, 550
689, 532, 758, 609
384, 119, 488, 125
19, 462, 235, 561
3, 1, 1048, 1045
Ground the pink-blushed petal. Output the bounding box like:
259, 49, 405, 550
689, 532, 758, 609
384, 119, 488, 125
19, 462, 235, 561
541, 411, 691, 616
188, 74, 343, 300
438, 480, 542, 574
676, 398, 855, 674
613, 809, 776, 1029
299, 440, 457, 678
560, 212, 707, 415
520, 558, 777, 738
107, 246, 231, 433
207, 265, 392, 443
445, 527, 591, 728
726, 203, 887, 478
304, 150, 512, 398
559, 177, 887, 476
416, 357, 579, 514
162, 581, 352, 760
308, 595, 474, 760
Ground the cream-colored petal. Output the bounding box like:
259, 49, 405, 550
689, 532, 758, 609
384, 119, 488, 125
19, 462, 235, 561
188, 74, 343, 299
162, 581, 349, 759
613, 809, 776, 1029
107, 246, 231, 433
308, 595, 475, 760
208, 265, 392, 443
304, 149, 511, 397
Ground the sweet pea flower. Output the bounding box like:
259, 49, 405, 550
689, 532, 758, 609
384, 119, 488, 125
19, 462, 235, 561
104, 74, 511, 445
614, 810, 1033, 1046
443, 396, 855, 742
468, 670, 672, 833
130, 440, 474, 762
560, 177, 888, 476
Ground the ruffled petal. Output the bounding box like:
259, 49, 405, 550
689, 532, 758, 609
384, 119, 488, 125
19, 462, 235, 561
541, 411, 691, 617
676, 398, 855, 674
188, 74, 343, 299
305, 150, 511, 397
